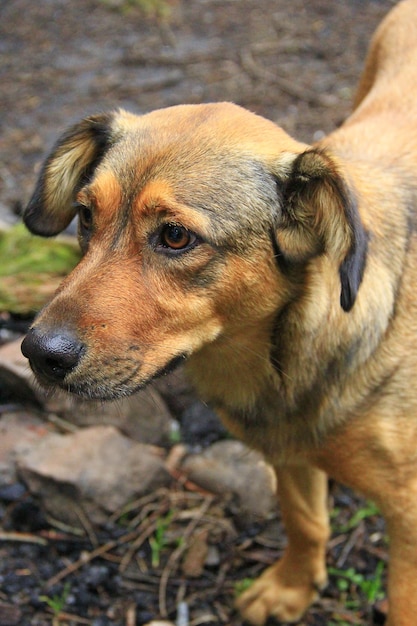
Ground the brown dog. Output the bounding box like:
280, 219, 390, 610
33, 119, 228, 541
21, 1, 417, 624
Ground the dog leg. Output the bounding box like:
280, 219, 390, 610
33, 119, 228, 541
236, 463, 329, 625
383, 504, 417, 626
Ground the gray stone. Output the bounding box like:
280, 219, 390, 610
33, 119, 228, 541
46, 386, 176, 447
0, 338, 177, 447
180, 440, 277, 521
0, 412, 49, 485
0, 338, 44, 408
16, 425, 172, 526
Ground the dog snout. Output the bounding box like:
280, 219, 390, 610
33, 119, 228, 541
21, 328, 85, 384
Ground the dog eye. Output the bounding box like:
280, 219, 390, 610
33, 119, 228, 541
78, 204, 93, 231
159, 224, 195, 251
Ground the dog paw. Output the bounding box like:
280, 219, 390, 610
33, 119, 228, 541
235, 562, 325, 625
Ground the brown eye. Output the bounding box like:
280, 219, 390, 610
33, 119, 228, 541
78, 204, 93, 231
160, 224, 192, 250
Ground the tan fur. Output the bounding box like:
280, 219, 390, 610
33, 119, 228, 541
21, 1, 417, 624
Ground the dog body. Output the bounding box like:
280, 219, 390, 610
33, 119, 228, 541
21, 1, 417, 624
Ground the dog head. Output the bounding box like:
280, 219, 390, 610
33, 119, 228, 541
21, 103, 367, 400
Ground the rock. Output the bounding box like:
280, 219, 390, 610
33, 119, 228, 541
0, 338, 43, 408
0, 412, 50, 485
0, 366, 42, 410
16, 425, 172, 526
180, 440, 277, 521
0, 337, 30, 377
0, 338, 177, 447
45, 386, 176, 447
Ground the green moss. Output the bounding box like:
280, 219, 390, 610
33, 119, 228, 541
0, 223, 81, 314
100, 0, 172, 19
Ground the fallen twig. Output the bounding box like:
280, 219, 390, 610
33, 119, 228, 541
54, 611, 91, 625
336, 523, 364, 568
159, 496, 214, 617
46, 528, 145, 587
0, 531, 47, 546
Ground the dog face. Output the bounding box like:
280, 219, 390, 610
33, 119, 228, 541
21, 103, 367, 400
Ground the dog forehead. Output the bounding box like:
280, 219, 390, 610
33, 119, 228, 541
108, 103, 301, 169
99, 104, 300, 200
102, 134, 273, 226
114, 102, 278, 140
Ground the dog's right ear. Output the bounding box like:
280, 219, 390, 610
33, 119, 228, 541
23, 113, 114, 236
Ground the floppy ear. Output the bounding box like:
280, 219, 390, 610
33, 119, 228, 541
23, 113, 114, 236
276, 149, 368, 312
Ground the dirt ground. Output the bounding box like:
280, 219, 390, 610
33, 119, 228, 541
0, 1, 397, 625
0, 0, 395, 221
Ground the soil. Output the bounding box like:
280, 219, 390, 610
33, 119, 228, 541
0, 0, 396, 625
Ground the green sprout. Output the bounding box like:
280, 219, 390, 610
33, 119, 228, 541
149, 511, 174, 567
39, 582, 71, 617
329, 560, 385, 604
234, 578, 255, 597
332, 501, 380, 533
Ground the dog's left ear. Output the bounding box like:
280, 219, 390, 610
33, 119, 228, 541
275, 149, 368, 312
23, 113, 114, 237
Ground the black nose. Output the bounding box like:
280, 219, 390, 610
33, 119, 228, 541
21, 328, 85, 384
